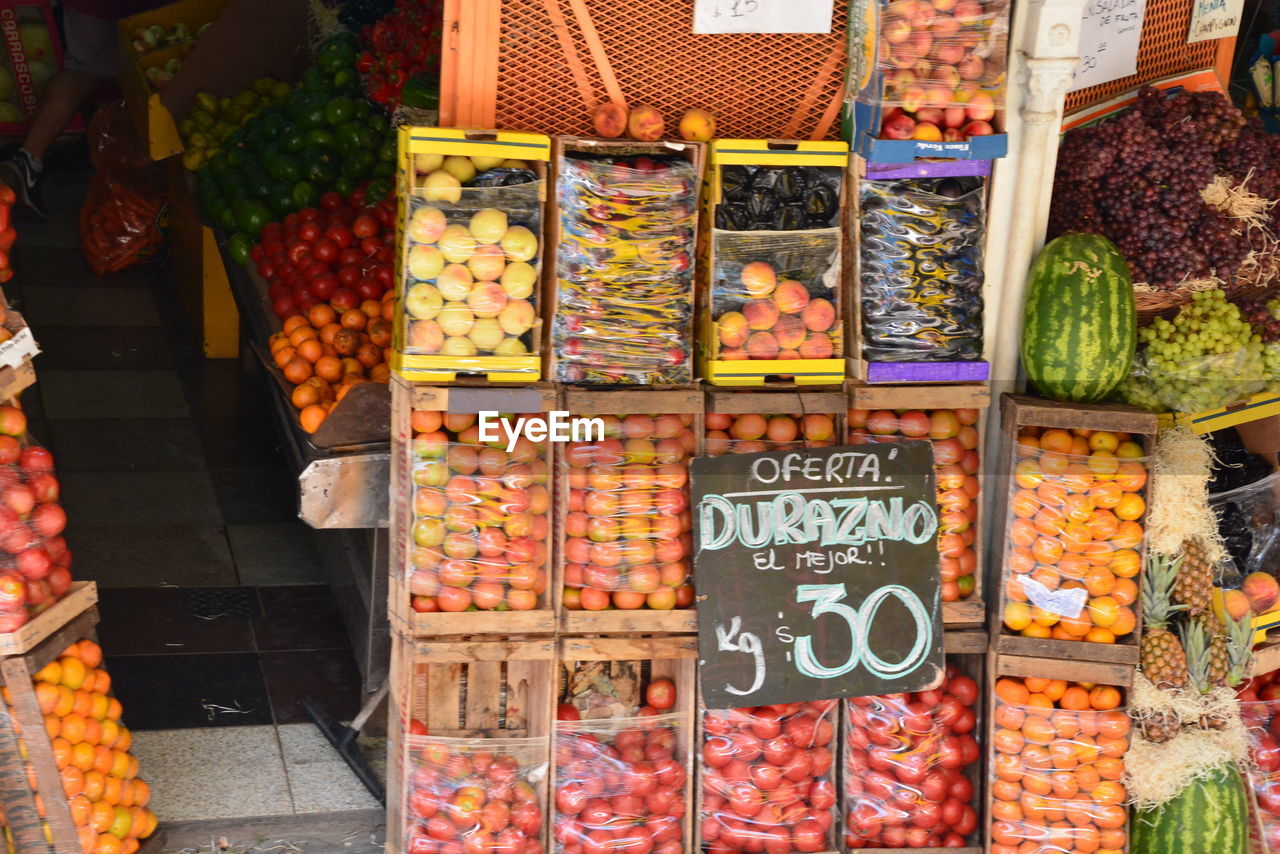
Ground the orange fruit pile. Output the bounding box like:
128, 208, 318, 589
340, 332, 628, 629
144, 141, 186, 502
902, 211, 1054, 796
3, 640, 155, 853
990, 676, 1129, 854
704, 412, 837, 456
266, 291, 396, 433
848, 408, 983, 602
1001, 427, 1147, 643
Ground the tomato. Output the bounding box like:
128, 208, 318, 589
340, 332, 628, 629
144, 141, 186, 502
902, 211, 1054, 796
287, 241, 312, 266
557, 703, 581, 722
953, 804, 977, 836
337, 264, 362, 287
644, 785, 676, 815
729, 731, 763, 762
556, 784, 587, 815
299, 221, 323, 242
353, 213, 380, 238
939, 796, 964, 828
947, 674, 978, 706
703, 738, 734, 769
919, 769, 948, 802
359, 235, 384, 256
790, 819, 826, 852
809, 777, 837, 811
357, 276, 384, 300
935, 695, 965, 729
646, 678, 676, 710
312, 237, 339, 265
947, 773, 974, 803
326, 224, 354, 249
320, 191, 345, 211
936, 735, 964, 770
749, 763, 783, 791
310, 273, 338, 301
762, 735, 795, 766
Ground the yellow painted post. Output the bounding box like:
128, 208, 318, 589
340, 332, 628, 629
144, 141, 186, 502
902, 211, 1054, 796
201, 227, 239, 358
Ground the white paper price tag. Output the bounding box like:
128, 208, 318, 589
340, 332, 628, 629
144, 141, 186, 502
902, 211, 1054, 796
1019, 574, 1089, 620
693, 0, 835, 33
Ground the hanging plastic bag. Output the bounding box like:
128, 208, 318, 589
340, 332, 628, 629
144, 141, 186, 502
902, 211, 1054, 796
78, 103, 167, 277
1210, 470, 1280, 576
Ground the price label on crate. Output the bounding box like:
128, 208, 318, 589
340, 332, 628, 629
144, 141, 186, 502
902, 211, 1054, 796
693, 0, 835, 33
691, 444, 944, 708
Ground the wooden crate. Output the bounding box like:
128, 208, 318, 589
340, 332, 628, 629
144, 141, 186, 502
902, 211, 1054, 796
846, 388, 990, 628
704, 389, 847, 416
389, 377, 559, 637
553, 635, 697, 849
0, 605, 100, 854
546, 136, 704, 389
840, 644, 986, 853
555, 390, 702, 635
0, 582, 98, 657
387, 636, 557, 854
990, 394, 1158, 666
984, 652, 1133, 854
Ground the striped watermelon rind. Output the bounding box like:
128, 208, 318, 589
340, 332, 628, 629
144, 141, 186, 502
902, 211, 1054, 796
1020, 233, 1136, 403
1131, 763, 1249, 854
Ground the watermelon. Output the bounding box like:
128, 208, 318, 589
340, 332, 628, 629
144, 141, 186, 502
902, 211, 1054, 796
1020, 232, 1136, 403
1131, 764, 1248, 854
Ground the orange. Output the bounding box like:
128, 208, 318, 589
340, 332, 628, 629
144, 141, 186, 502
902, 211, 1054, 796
129, 806, 149, 838
1009, 547, 1036, 575
61, 713, 87, 745
70, 793, 92, 826
107, 805, 132, 838
110, 749, 131, 779
1084, 566, 1116, 596
1026, 693, 1055, 711
35, 682, 60, 714
102, 775, 123, 805
1023, 769, 1053, 796
995, 678, 1030, 706
1058, 554, 1089, 580
79, 826, 99, 852
1060, 463, 1095, 492
1086, 509, 1120, 540
1115, 461, 1147, 491
1090, 685, 1122, 711
1006, 578, 1029, 604
94, 834, 123, 854
1031, 605, 1060, 627
1015, 459, 1046, 489
1040, 429, 1074, 454
33, 659, 61, 685
295, 338, 324, 364
71, 741, 96, 772
291, 383, 321, 410
53, 685, 75, 717
1059, 686, 1091, 711
51, 736, 73, 768
992, 799, 1023, 822
60, 656, 87, 690
114, 726, 131, 752
995, 727, 1026, 753
89, 692, 110, 722
1022, 745, 1052, 772
44, 714, 60, 739
1010, 517, 1038, 547
1089, 481, 1123, 508
1025, 677, 1051, 693
1091, 780, 1125, 806
107, 699, 123, 723
1094, 803, 1127, 829
993, 778, 1022, 801
1051, 711, 1080, 739
1110, 549, 1140, 577
1099, 827, 1127, 849
1096, 735, 1128, 758
131, 779, 151, 808
61, 764, 85, 797
1033, 506, 1065, 537
1087, 596, 1121, 628
93, 744, 114, 775
996, 703, 1027, 730
1037, 481, 1068, 507
1030, 566, 1060, 591
1113, 520, 1144, 550
1049, 740, 1079, 770
90, 800, 115, 832
122, 839, 141, 854
82, 717, 102, 746
75, 640, 104, 668
1114, 493, 1145, 521
1021, 623, 1053, 639
1085, 626, 1117, 644
282, 314, 309, 335
1059, 522, 1093, 553
1012, 489, 1041, 518
1022, 716, 1055, 746
273, 345, 297, 368
1097, 710, 1130, 739
288, 325, 318, 347
83, 769, 106, 802
1041, 680, 1068, 701
1110, 607, 1137, 637
1110, 577, 1137, 606
1075, 765, 1102, 793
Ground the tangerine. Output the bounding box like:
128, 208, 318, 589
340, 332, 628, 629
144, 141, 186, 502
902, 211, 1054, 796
299, 405, 328, 434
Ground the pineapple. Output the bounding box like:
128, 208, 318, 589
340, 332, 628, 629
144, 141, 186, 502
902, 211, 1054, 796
1197, 610, 1231, 687
1141, 552, 1189, 689
1174, 536, 1215, 617
1226, 610, 1255, 687
1182, 620, 1227, 730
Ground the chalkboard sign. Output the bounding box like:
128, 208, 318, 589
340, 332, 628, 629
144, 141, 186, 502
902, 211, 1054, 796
692, 443, 944, 709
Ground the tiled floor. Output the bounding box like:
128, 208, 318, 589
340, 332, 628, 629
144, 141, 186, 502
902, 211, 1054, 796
13, 159, 379, 824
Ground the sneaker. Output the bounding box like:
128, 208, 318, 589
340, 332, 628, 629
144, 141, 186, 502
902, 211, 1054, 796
0, 151, 47, 219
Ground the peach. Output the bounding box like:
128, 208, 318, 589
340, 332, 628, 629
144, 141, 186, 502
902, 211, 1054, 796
932, 65, 962, 88
773, 279, 811, 314
889, 44, 920, 69
1223, 588, 1251, 621
943, 105, 967, 129
899, 84, 927, 113
627, 105, 666, 141
730, 414, 767, 441
965, 91, 996, 121
801, 298, 836, 332
494, 337, 527, 356
439, 225, 477, 263
438, 302, 476, 337
469, 317, 505, 351
413, 153, 443, 175
943, 128, 965, 142
408, 319, 444, 353
932, 0, 957, 10
592, 102, 628, 139
913, 122, 943, 142
962, 120, 994, 137
741, 261, 778, 298
437, 263, 474, 301
932, 42, 964, 65
718, 312, 749, 349
743, 299, 780, 331
773, 313, 807, 350
500, 261, 537, 299
882, 113, 916, 139
467, 244, 507, 282
883, 13, 912, 43
720, 347, 748, 361
958, 54, 986, 81
766, 416, 799, 443
1244, 572, 1280, 614
407, 244, 446, 281
678, 108, 716, 142
802, 413, 835, 441
470, 208, 508, 244
441, 336, 477, 357
798, 332, 834, 359
408, 206, 447, 243
467, 282, 509, 318
777, 349, 801, 361
931, 11, 960, 34
421, 171, 462, 203
953, 0, 981, 19
745, 331, 780, 360
498, 299, 536, 335
915, 106, 944, 126
405, 283, 444, 320
501, 226, 539, 263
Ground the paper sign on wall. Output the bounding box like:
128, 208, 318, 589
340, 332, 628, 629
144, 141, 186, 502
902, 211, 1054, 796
1188, 0, 1243, 43
1069, 0, 1147, 92
693, 0, 835, 33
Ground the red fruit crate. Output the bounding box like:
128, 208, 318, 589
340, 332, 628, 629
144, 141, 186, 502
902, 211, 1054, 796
554, 388, 703, 635
440, 0, 849, 141
389, 378, 559, 637
991, 395, 1158, 666
552, 635, 698, 853
847, 383, 990, 628
386, 636, 556, 854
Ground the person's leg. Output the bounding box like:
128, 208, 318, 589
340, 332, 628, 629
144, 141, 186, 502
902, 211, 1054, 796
21, 69, 99, 162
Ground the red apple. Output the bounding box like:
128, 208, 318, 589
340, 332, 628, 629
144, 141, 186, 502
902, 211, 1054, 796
961, 120, 994, 137
881, 112, 917, 139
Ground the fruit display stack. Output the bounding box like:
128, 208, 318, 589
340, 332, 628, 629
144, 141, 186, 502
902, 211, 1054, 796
843, 661, 981, 848
703, 141, 847, 386
858, 177, 985, 365
856, 0, 1007, 143
560, 414, 696, 615
402, 737, 548, 854
403, 411, 551, 616
554, 679, 688, 854
1000, 426, 1147, 645
988, 676, 1130, 854
552, 150, 698, 385
704, 412, 838, 456
1239, 673, 1280, 850
356, 0, 444, 109
699, 701, 838, 854
848, 407, 981, 603
0, 406, 73, 633
6, 640, 157, 853
396, 132, 547, 376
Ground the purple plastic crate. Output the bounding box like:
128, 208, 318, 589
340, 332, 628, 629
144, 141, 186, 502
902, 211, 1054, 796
867, 361, 991, 383
863, 160, 993, 180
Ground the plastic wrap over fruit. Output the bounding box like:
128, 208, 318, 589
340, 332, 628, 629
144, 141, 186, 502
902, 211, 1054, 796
401, 178, 543, 363
554, 715, 689, 854
553, 154, 696, 385
1120, 346, 1267, 414
1002, 427, 1148, 643
870, 0, 1008, 142
705, 412, 839, 456
1209, 471, 1280, 576
560, 414, 696, 614
843, 662, 981, 849
0, 426, 73, 634
709, 232, 841, 364
989, 677, 1130, 854
700, 702, 838, 854
404, 736, 548, 854
859, 177, 984, 362
848, 407, 981, 602
405, 411, 551, 615
714, 165, 842, 232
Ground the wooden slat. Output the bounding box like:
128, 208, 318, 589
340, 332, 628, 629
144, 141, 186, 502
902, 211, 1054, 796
407, 381, 557, 413
995, 634, 1139, 665
425, 661, 463, 733
1001, 393, 1159, 435
993, 652, 1135, 688
705, 389, 848, 415
464, 661, 503, 732
560, 387, 703, 415
944, 630, 989, 654
410, 639, 556, 662
560, 635, 697, 661
560, 609, 699, 634
943, 600, 986, 628
850, 383, 991, 411
0, 582, 98, 658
